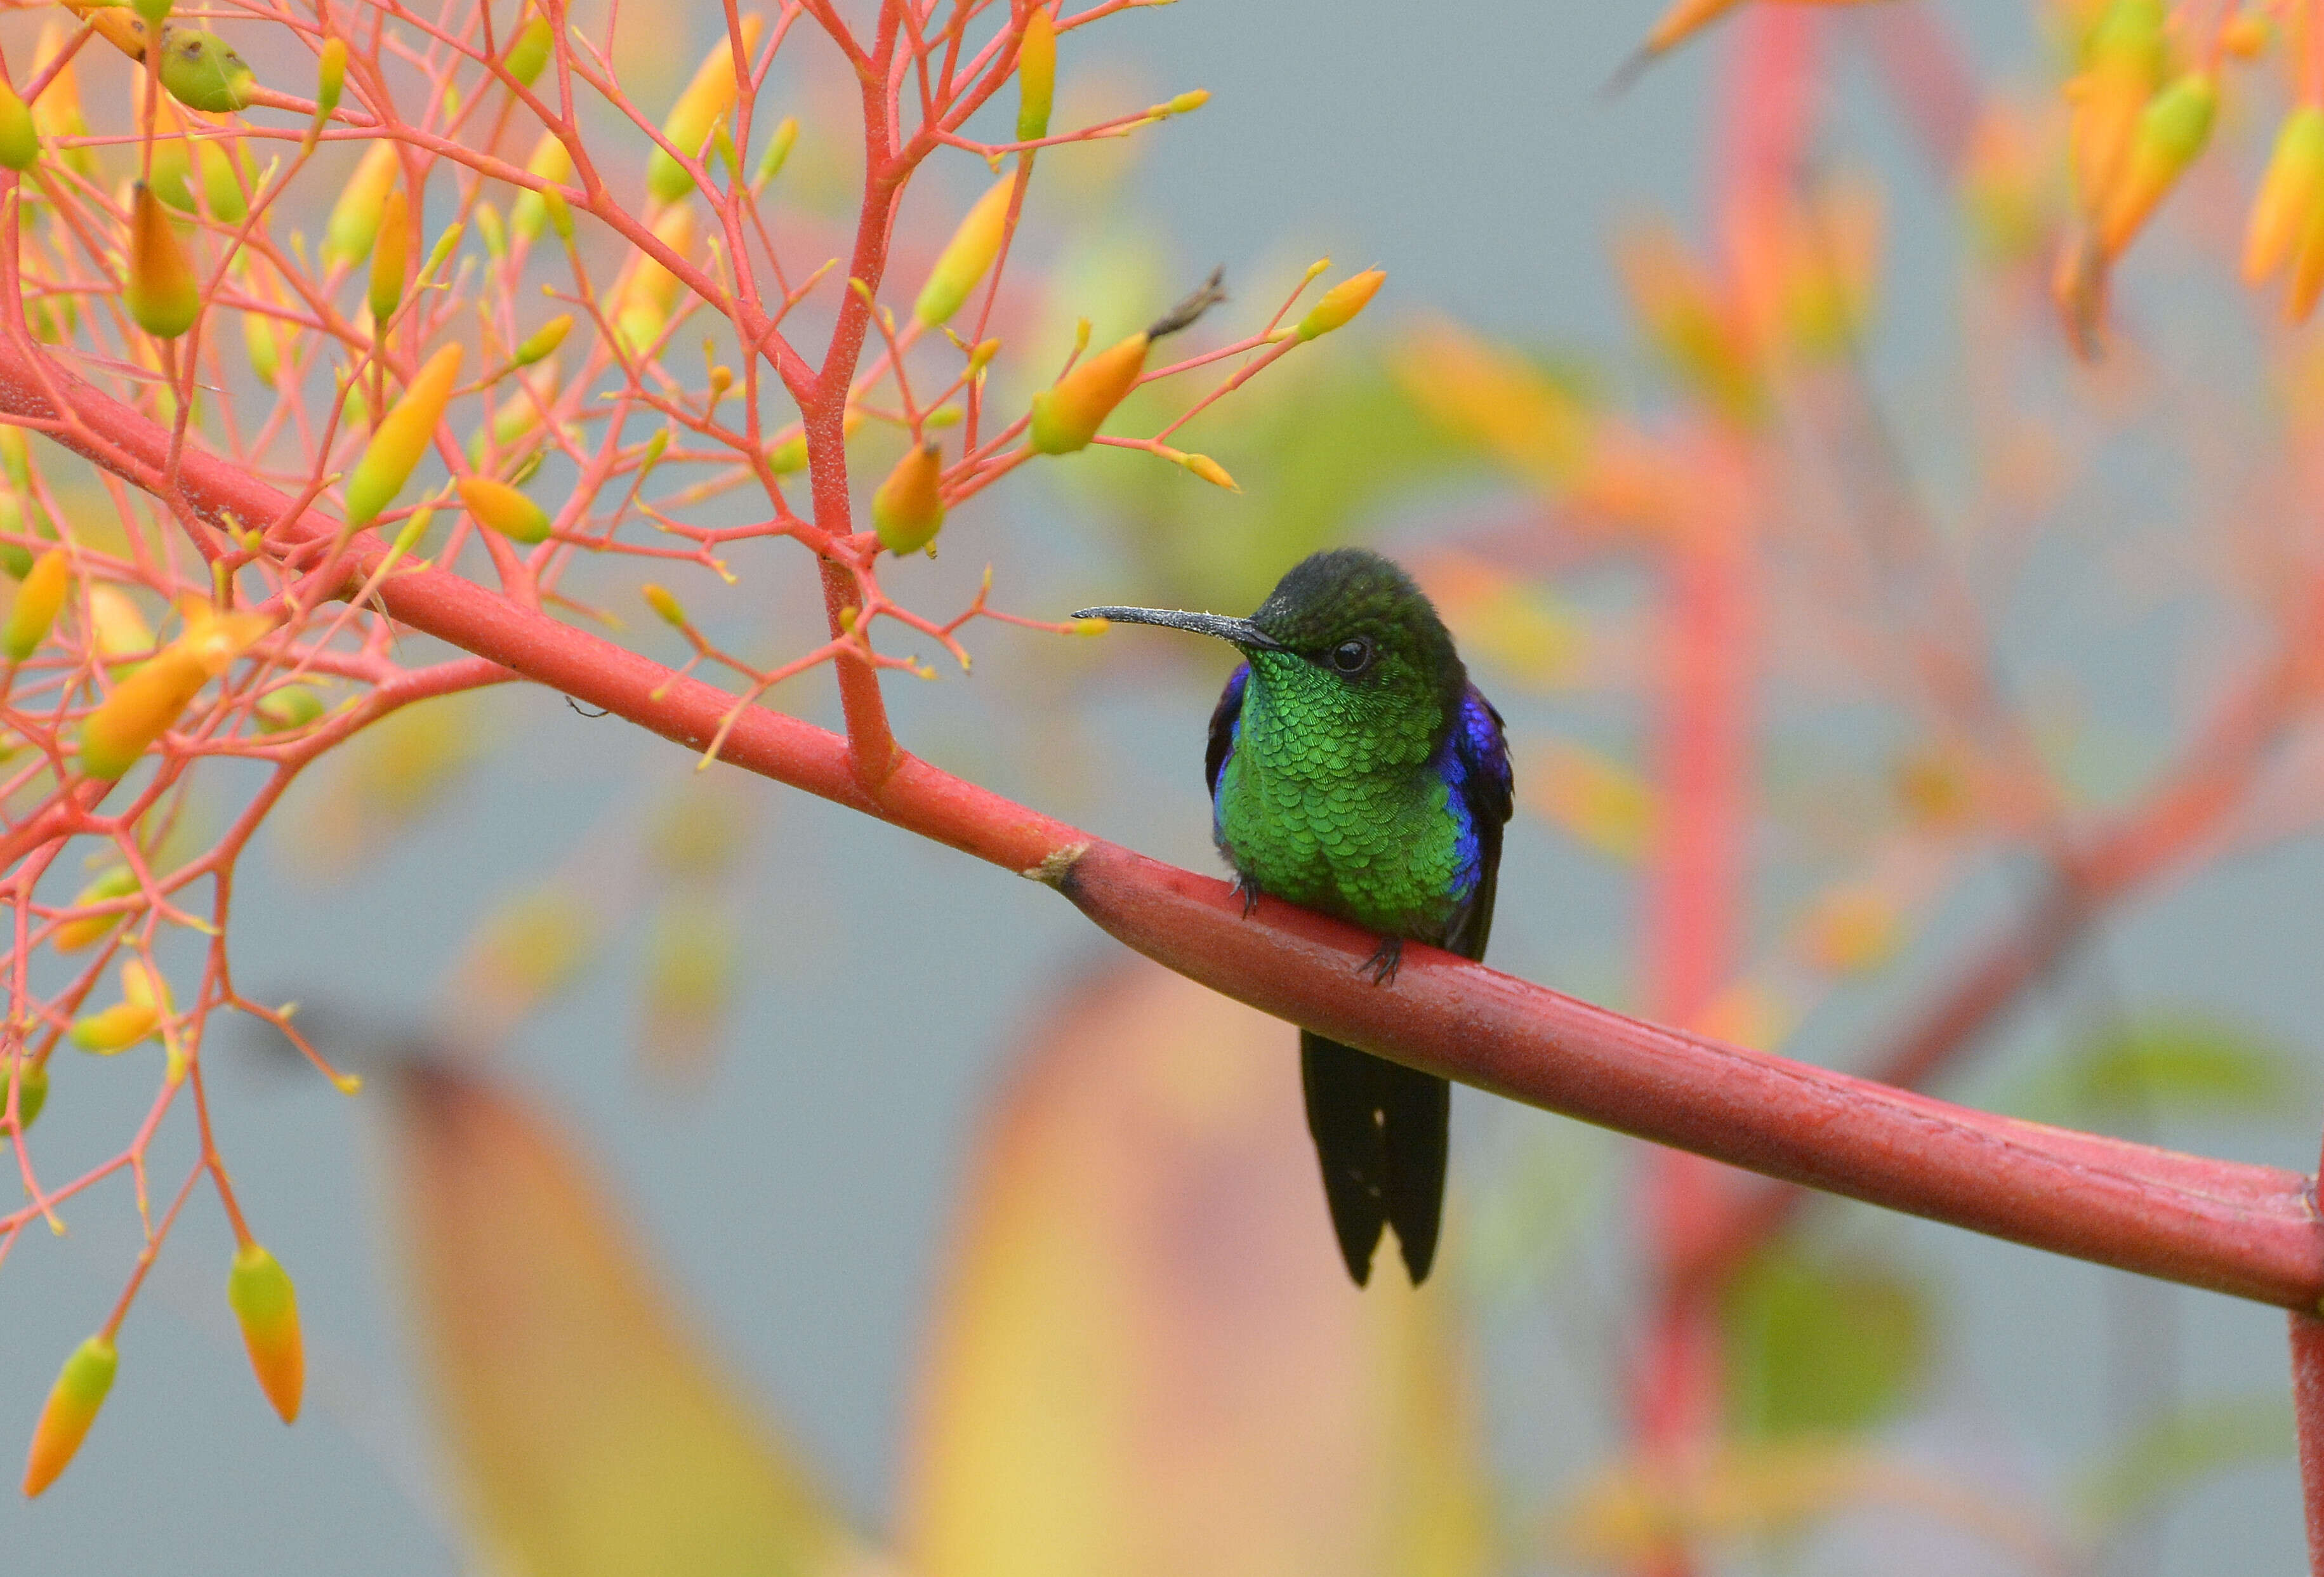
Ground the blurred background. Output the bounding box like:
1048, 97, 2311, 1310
7, 0, 2324, 1572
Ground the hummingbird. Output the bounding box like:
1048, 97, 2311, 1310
1076, 549, 1512, 1285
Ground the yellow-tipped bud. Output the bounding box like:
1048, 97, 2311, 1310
227, 1244, 304, 1423
3, 1059, 46, 1131
79, 649, 200, 780
158, 30, 256, 115
504, 12, 552, 88
89, 586, 154, 663
513, 314, 571, 366
2097, 72, 2216, 258
1017, 8, 1056, 143
914, 176, 1014, 327
1296, 268, 1385, 340
1029, 333, 1147, 454
22, 1336, 116, 1496
872, 440, 945, 554
1071, 614, 1109, 635
54, 865, 139, 953
1177, 451, 1238, 491
2068, 0, 2167, 212
968, 337, 1001, 373
642, 583, 687, 626
254, 683, 326, 733
326, 143, 402, 266
617, 204, 696, 354
69, 1000, 161, 1052
126, 183, 200, 340
4, 548, 68, 661
458, 476, 552, 543
2247, 107, 2324, 286
1154, 89, 1208, 117
369, 185, 411, 325
647, 16, 763, 204
345, 343, 463, 528
314, 37, 347, 121
510, 133, 573, 244
752, 116, 798, 187
0, 78, 41, 172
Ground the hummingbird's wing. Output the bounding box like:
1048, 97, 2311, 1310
1203, 662, 1249, 799
1442, 684, 1514, 963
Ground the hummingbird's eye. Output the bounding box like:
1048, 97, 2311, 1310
1328, 637, 1374, 675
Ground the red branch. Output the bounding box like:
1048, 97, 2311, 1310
2294, 1311, 2324, 1576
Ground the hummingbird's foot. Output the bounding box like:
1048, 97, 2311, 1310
1361, 936, 1403, 986
1231, 873, 1262, 918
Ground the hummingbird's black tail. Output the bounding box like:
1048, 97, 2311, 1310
1300, 1031, 1449, 1286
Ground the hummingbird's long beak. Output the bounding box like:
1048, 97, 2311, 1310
1071, 605, 1286, 650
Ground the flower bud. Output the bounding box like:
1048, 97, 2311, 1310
1296, 267, 1384, 340
642, 583, 687, 626
88, 586, 154, 663
913, 175, 1014, 327
458, 476, 552, 543
314, 36, 347, 121
751, 115, 798, 187
1152, 89, 1208, 117
1029, 333, 1147, 454
227, 1244, 304, 1423
79, 646, 206, 780
767, 433, 807, 474
158, 30, 257, 115
325, 142, 401, 266
345, 342, 463, 528
54, 865, 139, 952
504, 12, 551, 88
513, 313, 571, 366
1177, 451, 1238, 491
4, 548, 67, 661
2247, 107, 2324, 286
70, 999, 161, 1052
2068, 0, 2167, 212
2, 1058, 46, 1131
2097, 72, 2216, 258
22, 1336, 116, 1496
126, 183, 200, 340
510, 133, 573, 244
0, 77, 40, 172
369, 183, 411, 326
647, 16, 763, 204
1017, 7, 1055, 143
617, 204, 695, 354
134, 0, 173, 32
872, 440, 944, 554
244, 307, 281, 385
254, 683, 326, 733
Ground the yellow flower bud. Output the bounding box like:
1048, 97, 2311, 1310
2096, 72, 2216, 258
314, 36, 347, 121
70, 999, 161, 1052
1155, 89, 1208, 117
503, 12, 551, 88
767, 433, 807, 473
326, 142, 401, 266
1017, 7, 1055, 143
369, 183, 411, 325
1029, 333, 1147, 454
345, 342, 463, 528
642, 583, 687, 626
2067, 0, 2167, 213
1177, 451, 1238, 491
244, 307, 281, 385
513, 313, 571, 366
617, 204, 695, 354
873, 440, 945, 554
2247, 107, 2324, 286
2, 1058, 46, 1132
254, 683, 326, 733
647, 16, 764, 204
0, 77, 40, 172
89, 585, 154, 663
227, 1244, 304, 1423
913, 175, 1015, 327
54, 864, 139, 952
751, 115, 798, 187
1295, 267, 1385, 340
79, 647, 206, 779
4, 548, 68, 661
510, 133, 573, 244
458, 475, 552, 543
126, 183, 200, 340
22, 1336, 116, 1496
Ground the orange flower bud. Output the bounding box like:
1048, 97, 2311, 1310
2096, 72, 2215, 258
1029, 333, 1147, 454
345, 342, 463, 528
69, 999, 159, 1052
325, 142, 401, 266
22, 1336, 116, 1496
1018, 7, 1056, 143
1296, 267, 1384, 340
2247, 107, 2324, 286
913, 176, 1015, 327
873, 440, 945, 554
79, 607, 271, 779
458, 476, 552, 543
2066, 0, 2167, 213
369, 183, 410, 325
126, 183, 199, 340
4, 548, 67, 661
2221, 11, 2271, 58
227, 1244, 304, 1423
54, 864, 139, 952
647, 16, 763, 204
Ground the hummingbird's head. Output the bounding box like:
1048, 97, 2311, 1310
1076, 548, 1466, 756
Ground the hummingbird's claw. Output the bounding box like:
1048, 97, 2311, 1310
1231, 873, 1262, 919
1362, 936, 1403, 986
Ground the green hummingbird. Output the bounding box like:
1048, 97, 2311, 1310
1078, 549, 1513, 1285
